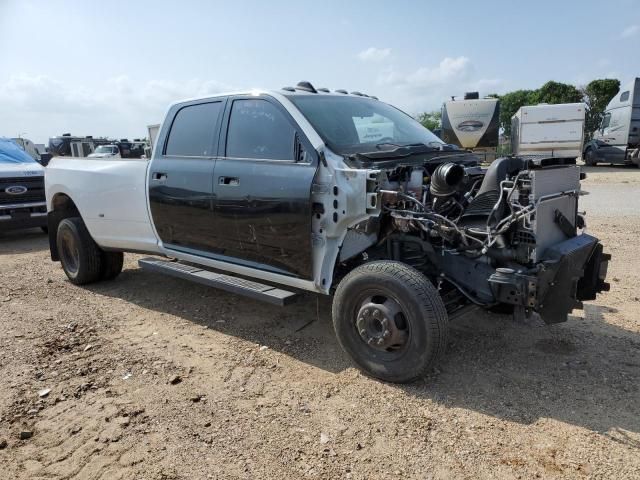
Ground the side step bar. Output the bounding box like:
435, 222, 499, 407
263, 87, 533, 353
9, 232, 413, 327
138, 257, 298, 306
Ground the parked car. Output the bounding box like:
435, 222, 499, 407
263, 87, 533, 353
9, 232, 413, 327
0, 138, 47, 233
583, 78, 640, 166
44, 82, 609, 383
88, 145, 121, 158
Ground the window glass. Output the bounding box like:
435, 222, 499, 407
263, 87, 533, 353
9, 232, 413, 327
289, 95, 444, 155
226, 99, 295, 160
620, 91, 630, 102
165, 102, 222, 156
601, 113, 611, 129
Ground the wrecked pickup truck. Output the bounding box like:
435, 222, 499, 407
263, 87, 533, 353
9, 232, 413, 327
45, 81, 610, 383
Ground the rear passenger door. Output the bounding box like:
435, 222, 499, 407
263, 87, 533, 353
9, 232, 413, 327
148, 99, 225, 252
212, 95, 317, 279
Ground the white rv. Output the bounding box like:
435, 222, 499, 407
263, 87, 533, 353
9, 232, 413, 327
583, 78, 640, 166
511, 103, 586, 159
441, 93, 500, 161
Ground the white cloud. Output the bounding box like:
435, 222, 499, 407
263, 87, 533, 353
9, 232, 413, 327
407, 56, 472, 86
620, 24, 639, 38
378, 56, 473, 89
375, 56, 504, 113
0, 74, 235, 143
357, 47, 392, 62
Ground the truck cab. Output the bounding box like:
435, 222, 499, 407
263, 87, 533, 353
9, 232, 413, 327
45, 82, 610, 383
584, 78, 640, 166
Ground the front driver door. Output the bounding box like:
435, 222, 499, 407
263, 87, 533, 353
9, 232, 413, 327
211, 95, 318, 279
149, 99, 225, 252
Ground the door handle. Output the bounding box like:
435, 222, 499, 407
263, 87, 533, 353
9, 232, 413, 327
152, 172, 168, 181
219, 176, 240, 186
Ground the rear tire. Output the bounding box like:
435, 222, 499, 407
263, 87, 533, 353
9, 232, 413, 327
101, 251, 124, 280
332, 261, 448, 383
584, 147, 597, 166
56, 217, 103, 285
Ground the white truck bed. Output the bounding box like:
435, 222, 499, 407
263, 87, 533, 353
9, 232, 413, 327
45, 157, 160, 253
511, 103, 586, 158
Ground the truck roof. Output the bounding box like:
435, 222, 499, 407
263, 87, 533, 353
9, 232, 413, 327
168, 84, 380, 109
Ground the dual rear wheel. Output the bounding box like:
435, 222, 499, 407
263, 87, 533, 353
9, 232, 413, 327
57, 217, 123, 285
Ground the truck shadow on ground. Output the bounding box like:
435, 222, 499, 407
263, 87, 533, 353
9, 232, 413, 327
91, 267, 640, 443
0, 229, 48, 255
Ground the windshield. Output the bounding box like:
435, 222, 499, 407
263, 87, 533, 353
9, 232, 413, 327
0, 139, 38, 164
94, 145, 118, 154
288, 95, 444, 155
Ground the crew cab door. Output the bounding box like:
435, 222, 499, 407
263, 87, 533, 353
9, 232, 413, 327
211, 95, 317, 278
148, 99, 225, 252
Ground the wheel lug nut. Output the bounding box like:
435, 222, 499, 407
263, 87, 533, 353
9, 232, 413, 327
377, 338, 384, 345
359, 329, 366, 337
372, 310, 380, 318
383, 330, 390, 338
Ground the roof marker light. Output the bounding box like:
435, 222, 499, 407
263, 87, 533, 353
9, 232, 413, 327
296, 81, 318, 93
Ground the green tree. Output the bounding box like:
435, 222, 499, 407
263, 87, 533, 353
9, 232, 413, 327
416, 110, 442, 132
582, 78, 620, 138
498, 89, 536, 136
533, 81, 583, 104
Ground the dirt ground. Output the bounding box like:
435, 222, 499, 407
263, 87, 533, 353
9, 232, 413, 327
1, 165, 639, 479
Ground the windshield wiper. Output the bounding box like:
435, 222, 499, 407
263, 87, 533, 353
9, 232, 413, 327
354, 143, 440, 160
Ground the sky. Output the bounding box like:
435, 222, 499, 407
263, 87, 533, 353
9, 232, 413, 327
1, 0, 639, 144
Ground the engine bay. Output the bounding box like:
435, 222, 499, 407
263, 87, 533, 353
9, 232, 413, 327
379, 157, 583, 267
348, 156, 610, 323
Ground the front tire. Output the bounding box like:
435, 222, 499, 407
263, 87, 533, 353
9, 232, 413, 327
56, 217, 103, 285
332, 261, 448, 383
584, 147, 597, 166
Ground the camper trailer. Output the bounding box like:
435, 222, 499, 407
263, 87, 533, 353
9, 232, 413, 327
11, 137, 41, 162
441, 93, 500, 161
511, 103, 586, 159
583, 78, 640, 166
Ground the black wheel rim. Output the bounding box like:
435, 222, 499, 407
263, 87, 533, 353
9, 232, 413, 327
60, 229, 80, 275
352, 289, 411, 358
